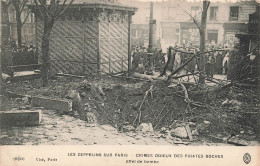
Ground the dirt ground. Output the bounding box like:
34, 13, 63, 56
1, 74, 259, 145
0, 108, 234, 146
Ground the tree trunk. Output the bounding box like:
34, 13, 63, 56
16, 10, 22, 48
199, 29, 206, 84
41, 19, 54, 87
198, 0, 209, 84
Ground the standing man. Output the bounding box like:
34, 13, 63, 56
206, 51, 215, 79
215, 50, 223, 74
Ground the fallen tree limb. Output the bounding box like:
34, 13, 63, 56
171, 72, 200, 79
167, 55, 196, 81
179, 82, 191, 113
133, 73, 166, 81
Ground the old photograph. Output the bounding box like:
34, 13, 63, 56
0, 0, 259, 150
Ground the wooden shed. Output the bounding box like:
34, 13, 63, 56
32, 2, 137, 75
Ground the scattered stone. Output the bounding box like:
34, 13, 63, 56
191, 129, 199, 136
98, 86, 105, 96
170, 127, 188, 138
85, 112, 97, 124
221, 99, 242, 110
135, 136, 142, 140
31, 96, 72, 113
67, 90, 83, 113
160, 127, 167, 133
247, 130, 254, 135
25, 105, 31, 109
81, 92, 87, 97
19, 106, 27, 110
204, 121, 211, 125
127, 132, 136, 137
0, 110, 42, 126
231, 100, 242, 106
122, 125, 135, 132
100, 125, 117, 132
15, 98, 22, 102
188, 122, 196, 126
135, 123, 154, 134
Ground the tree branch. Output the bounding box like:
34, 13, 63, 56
54, 0, 61, 14
34, 0, 44, 19
21, 10, 31, 26
54, 0, 67, 16
206, 1, 210, 11
54, 0, 74, 20
37, 0, 54, 17
19, 0, 28, 14
11, 0, 19, 11
183, 9, 201, 31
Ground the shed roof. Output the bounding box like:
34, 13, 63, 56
28, 0, 137, 12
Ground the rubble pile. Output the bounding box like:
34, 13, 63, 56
3, 75, 259, 144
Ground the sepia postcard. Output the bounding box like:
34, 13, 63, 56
0, 0, 259, 165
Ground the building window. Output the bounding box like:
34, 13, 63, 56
132, 29, 143, 38
191, 7, 200, 19
209, 7, 218, 21
230, 6, 239, 21
207, 30, 218, 43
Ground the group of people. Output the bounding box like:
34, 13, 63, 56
131, 44, 234, 79
131, 45, 164, 73
4, 40, 38, 66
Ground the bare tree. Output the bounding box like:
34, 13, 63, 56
184, 0, 210, 84
33, 0, 74, 86
10, 0, 31, 48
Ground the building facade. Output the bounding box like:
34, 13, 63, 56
120, 0, 259, 50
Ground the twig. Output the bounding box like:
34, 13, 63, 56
179, 82, 191, 113
154, 109, 171, 129
185, 124, 193, 141
133, 85, 154, 126
155, 103, 167, 121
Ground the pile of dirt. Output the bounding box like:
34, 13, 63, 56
3, 75, 259, 143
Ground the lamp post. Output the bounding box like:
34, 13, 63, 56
147, 1, 154, 68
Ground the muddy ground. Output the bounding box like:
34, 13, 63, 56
1, 74, 259, 145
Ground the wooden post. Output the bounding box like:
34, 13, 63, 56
128, 12, 132, 73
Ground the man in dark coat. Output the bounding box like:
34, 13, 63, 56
215, 51, 223, 74
205, 51, 215, 79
